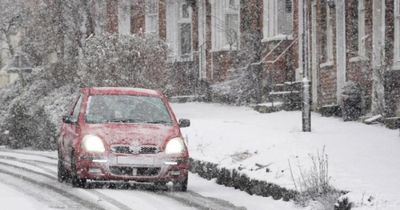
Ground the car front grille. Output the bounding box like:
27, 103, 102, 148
111, 145, 159, 155
109, 166, 160, 177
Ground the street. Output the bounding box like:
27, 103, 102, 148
0, 149, 300, 210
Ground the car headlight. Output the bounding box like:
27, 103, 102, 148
81, 135, 105, 153
165, 137, 186, 154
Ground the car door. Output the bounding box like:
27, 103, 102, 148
62, 94, 83, 168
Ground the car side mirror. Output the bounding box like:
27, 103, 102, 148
179, 119, 190, 128
62, 115, 73, 124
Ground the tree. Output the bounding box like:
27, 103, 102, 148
79, 34, 170, 89
0, 0, 26, 60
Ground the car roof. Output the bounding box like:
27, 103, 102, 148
83, 87, 162, 97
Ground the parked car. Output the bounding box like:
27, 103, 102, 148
57, 87, 190, 191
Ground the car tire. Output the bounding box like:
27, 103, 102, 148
71, 152, 86, 188
154, 181, 168, 191
172, 176, 188, 192
57, 159, 68, 183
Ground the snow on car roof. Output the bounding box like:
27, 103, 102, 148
85, 87, 161, 96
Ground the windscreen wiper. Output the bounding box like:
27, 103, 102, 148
144, 120, 171, 125
107, 119, 141, 123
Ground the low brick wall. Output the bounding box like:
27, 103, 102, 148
188, 158, 298, 201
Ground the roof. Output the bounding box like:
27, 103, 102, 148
84, 87, 161, 97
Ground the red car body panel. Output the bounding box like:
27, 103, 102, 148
58, 87, 189, 183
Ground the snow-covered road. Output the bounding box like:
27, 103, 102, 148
0, 149, 301, 210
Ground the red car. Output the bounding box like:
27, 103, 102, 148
57, 87, 190, 191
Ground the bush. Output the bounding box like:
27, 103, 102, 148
78, 34, 170, 90
290, 147, 341, 209
2, 101, 35, 149
341, 82, 362, 121
1, 101, 57, 150
30, 107, 58, 150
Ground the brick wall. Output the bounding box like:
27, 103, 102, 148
131, 0, 145, 34
316, 1, 337, 106
106, 0, 119, 33
345, 0, 373, 110
384, 0, 400, 116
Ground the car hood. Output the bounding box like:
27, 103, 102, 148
82, 123, 180, 147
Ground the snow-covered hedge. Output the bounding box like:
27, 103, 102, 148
78, 34, 170, 90
189, 158, 298, 201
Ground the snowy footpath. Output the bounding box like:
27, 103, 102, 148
172, 102, 400, 210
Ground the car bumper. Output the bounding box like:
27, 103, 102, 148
75, 153, 189, 183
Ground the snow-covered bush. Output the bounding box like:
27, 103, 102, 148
290, 148, 340, 209
334, 196, 353, 210
0, 82, 59, 150
211, 64, 261, 105
78, 34, 170, 90
0, 68, 77, 150
2, 100, 35, 149
341, 81, 362, 121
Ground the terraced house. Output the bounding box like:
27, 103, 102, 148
307, 0, 400, 120
1, 0, 399, 121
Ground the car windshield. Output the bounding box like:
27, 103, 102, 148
85, 95, 173, 125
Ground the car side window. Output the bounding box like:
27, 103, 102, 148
71, 95, 83, 123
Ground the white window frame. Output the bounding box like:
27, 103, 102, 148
211, 0, 240, 51
263, 0, 293, 42
357, 0, 367, 58
145, 0, 159, 34
177, 1, 193, 59
326, 4, 334, 63
118, 0, 131, 35
394, 0, 400, 69
225, 0, 240, 50
166, 0, 193, 62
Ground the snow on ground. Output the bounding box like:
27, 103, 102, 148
172, 102, 400, 210
189, 173, 301, 210
0, 181, 54, 210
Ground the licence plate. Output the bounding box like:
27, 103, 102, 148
117, 156, 154, 166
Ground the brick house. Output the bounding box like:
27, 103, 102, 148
306, 0, 400, 117
93, 0, 400, 117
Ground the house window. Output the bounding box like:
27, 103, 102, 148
394, 0, 400, 67
351, 0, 366, 58
357, 0, 366, 58
321, 3, 334, 63
145, 0, 159, 34
285, 0, 292, 13
211, 0, 240, 51
178, 2, 192, 58
181, 3, 190, 18
166, 0, 192, 61
225, 0, 239, 50
263, 0, 293, 41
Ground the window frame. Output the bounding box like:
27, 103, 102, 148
224, 0, 240, 50
211, 0, 240, 51
145, 0, 159, 34
166, 0, 193, 62
178, 1, 193, 58
325, 3, 334, 64
262, 0, 293, 42
357, 0, 367, 58
394, 0, 400, 69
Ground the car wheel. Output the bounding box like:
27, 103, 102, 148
172, 177, 188, 192
154, 181, 167, 191
57, 159, 68, 182
71, 152, 86, 188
